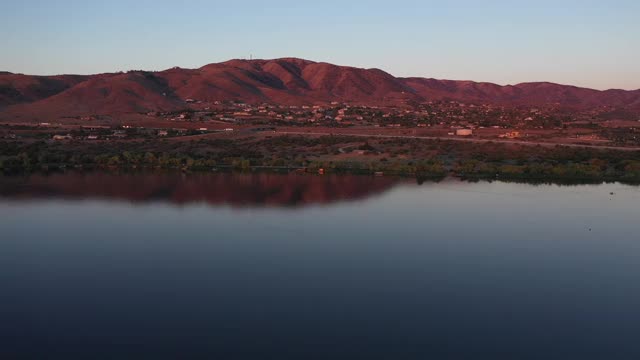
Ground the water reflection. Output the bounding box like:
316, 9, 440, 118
0, 172, 406, 207
2, 175, 640, 359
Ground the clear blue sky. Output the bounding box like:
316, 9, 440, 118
1, 0, 639, 90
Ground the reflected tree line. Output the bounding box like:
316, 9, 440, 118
0, 172, 404, 207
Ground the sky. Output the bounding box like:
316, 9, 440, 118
1, 0, 639, 90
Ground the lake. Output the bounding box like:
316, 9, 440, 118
2, 172, 640, 359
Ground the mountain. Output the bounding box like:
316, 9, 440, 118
0, 72, 88, 106
4, 72, 184, 119
402, 78, 640, 108
161, 58, 418, 105
1, 58, 639, 121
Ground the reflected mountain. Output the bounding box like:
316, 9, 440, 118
0, 172, 406, 207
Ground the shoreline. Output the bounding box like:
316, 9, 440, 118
2, 166, 638, 187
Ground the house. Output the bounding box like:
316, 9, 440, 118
500, 131, 521, 139
53, 134, 72, 141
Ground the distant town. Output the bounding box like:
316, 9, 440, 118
2, 99, 639, 147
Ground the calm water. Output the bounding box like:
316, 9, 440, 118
2, 173, 640, 359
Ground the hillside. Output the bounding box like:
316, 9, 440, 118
402, 78, 640, 108
3, 72, 184, 121
0, 72, 89, 107
1, 58, 639, 121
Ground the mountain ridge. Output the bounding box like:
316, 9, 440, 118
1, 58, 639, 119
